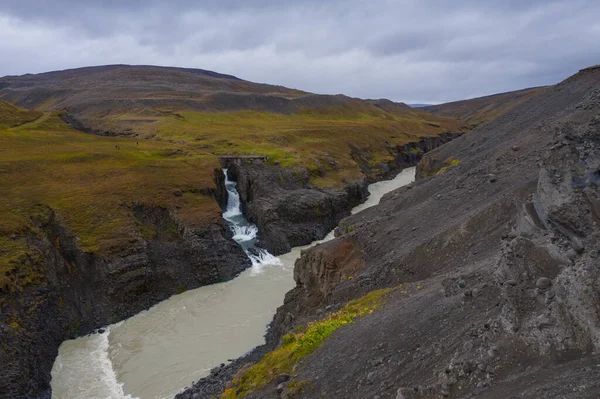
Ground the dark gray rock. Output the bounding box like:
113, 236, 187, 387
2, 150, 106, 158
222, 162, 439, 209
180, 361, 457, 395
536, 277, 552, 290
187, 67, 600, 399
0, 205, 250, 399
275, 374, 291, 384
226, 162, 369, 255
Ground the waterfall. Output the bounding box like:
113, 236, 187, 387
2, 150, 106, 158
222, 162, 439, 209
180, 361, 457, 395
50, 167, 416, 399
222, 169, 281, 272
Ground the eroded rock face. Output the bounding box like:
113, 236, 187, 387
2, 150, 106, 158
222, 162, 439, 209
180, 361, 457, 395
361, 132, 462, 182
0, 206, 249, 399
499, 119, 600, 354
227, 162, 369, 255
223, 133, 464, 256
278, 69, 600, 399
179, 67, 600, 399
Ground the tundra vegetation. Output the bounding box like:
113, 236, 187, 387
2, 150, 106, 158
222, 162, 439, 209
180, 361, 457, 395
0, 97, 465, 295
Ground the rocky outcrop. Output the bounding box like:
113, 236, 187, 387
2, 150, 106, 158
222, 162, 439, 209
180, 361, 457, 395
0, 204, 249, 399
219, 133, 463, 256
59, 112, 136, 137
362, 132, 462, 182
180, 66, 600, 399
177, 141, 466, 398
223, 162, 369, 255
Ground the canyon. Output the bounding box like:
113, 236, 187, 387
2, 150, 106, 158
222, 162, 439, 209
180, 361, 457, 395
179, 65, 600, 399
0, 65, 466, 398
1, 63, 599, 399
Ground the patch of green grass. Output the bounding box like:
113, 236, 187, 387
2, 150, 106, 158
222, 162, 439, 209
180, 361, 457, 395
1, 98, 465, 297
0, 109, 222, 267
436, 157, 461, 175
0, 101, 43, 129
0, 237, 30, 291
420, 156, 461, 177
0, 235, 45, 295
221, 288, 390, 399
106, 107, 466, 186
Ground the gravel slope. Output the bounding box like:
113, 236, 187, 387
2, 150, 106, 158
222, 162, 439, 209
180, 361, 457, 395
183, 65, 600, 399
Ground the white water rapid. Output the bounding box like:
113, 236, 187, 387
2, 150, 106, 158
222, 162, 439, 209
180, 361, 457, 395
221, 169, 281, 270
50, 167, 415, 399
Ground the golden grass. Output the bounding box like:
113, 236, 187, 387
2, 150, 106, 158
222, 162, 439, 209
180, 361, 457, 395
425, 87, 548, 126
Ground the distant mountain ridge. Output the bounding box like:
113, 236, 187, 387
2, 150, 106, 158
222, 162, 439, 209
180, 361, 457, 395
2, 64, 243, 82
0, 64, 440, 139
408, 103, 435, 108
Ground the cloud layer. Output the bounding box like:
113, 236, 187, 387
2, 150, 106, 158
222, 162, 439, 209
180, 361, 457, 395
1, 0, 599, 103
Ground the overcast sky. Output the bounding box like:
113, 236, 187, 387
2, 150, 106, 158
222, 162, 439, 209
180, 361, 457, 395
0, 0, 599, 103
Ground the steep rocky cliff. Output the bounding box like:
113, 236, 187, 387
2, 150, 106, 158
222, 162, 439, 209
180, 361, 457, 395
0, 205, 249, 399
177, 138, 465, 398
180, 66, 600, 399
359, 132, 462, 182
0, 65, 467, 398
226, 162, 368, 255
218, 133, 462, 256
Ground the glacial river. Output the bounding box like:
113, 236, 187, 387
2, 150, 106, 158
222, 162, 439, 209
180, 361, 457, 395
50, 167, 415, 399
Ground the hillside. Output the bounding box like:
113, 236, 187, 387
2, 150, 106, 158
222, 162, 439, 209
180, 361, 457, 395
0, 101, 42, 128
0, 66, 469, 398
179, 66, 600, 398
0, 65, 468, 185
423, 86, 549, 126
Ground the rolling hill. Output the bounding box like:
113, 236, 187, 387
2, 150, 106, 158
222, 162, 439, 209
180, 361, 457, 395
0, 65, 469, 185
423, 86, 549, 126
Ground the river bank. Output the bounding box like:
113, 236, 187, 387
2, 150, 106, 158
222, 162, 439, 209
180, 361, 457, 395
179, 66, 600, 399
50, 168, 416, 399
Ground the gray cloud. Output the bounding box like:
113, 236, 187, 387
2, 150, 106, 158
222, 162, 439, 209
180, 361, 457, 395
0, 0, 599, 103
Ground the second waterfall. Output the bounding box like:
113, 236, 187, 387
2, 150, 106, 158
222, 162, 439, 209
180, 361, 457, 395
222, 169, 280, 270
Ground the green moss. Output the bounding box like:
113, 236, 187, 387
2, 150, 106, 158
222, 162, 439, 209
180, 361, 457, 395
0, 236, 44, 294
312, 202, 321, 216
424, 156, 461, 177
221, 288, 390, 399
139, 224, 158, 240
436, 157, 461, 175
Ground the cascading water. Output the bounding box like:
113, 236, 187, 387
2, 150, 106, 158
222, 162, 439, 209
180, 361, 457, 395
50, 167, 416, 399
222, 169, 280, 271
